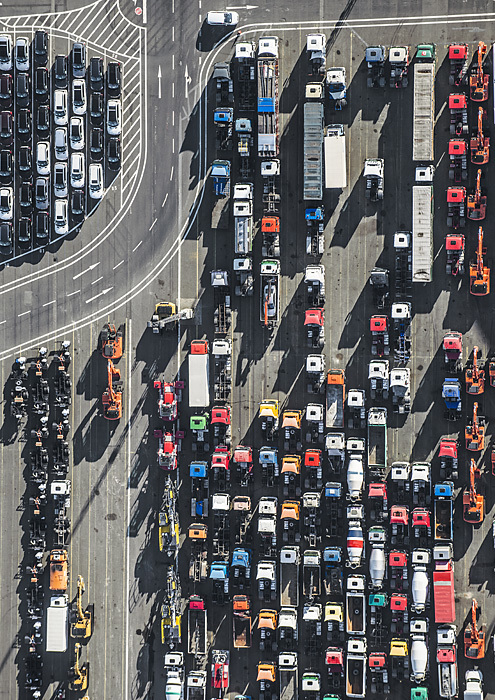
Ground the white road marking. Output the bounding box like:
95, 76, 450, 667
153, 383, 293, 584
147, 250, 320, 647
0, 320, 6, 325
158, 65, 162, 99
85, 287, 113, 304
162, 193, 168, 207
67, 289, 80, 297
18, 310, 31, 317
73, 262, 100, 280
91, 276, 104, 285
42, 300, 56, 307
132, 240, 142, 252
113, 260, 125, 270
149, 219, 157, 231
170, 166, 174, 181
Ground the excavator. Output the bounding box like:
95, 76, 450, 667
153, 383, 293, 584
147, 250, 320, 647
464, 599, 485, 659
100, 323, 123, 360
71, 575, 93, 640
467, 169, 487, 220
465, 402, 485, 451
68, 642, 89, 691
469, 41, 489, 102
463, 459, 484, 524
102, 360, 123, 420
470, 107, 489, 164
469, 226, 490, 296
465, 346, 485, 394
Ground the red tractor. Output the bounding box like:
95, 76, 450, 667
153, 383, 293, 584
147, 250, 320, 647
448, 43, 469, 85
446, 187, 466, 229
448, 139, 468, 183
449, 93, 469, 136
445, 234, 465, 276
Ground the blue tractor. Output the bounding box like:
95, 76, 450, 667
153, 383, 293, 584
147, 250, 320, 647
442, 378, 462, 420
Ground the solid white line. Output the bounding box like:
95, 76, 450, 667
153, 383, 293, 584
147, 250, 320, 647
124, 317, 131, 700
91, 276, 104, 285
132, 240, 142, 252
0, 320, 6, 325
113, 260, 124, 270
170, 166, 174, 181
162, 193, 168, 208
67, 289, 80, 297
18, 310, 31, 317
43, 300, 56, 306
172, 82, 175, 98
149, 219, 157, 231
143, 0, 147, 24
172, 26, 174, 41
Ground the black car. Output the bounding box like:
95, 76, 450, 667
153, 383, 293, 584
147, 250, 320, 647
17, 108, 31, 137
107, 137, 121, 171
89, 92, 103, 125
19, 182, 32, 210
34, 211, 49, 241
16, 73, 30, 106
71, 42, 86, 78
34, 67, 48, 101
0, 221, 12, 256
18, 217, 32, 248
34, 30, 48, 66
18, 145, 31, 174
106, 62, 121, 98
54, 54, 68, 88
89, 56, 103, 91
36, 105, 49, 134
71, 189, 85, 217
0, 74, 12, 103
90, 127, 103, 161
0, 149, 12, 180
0, 111, 12, 145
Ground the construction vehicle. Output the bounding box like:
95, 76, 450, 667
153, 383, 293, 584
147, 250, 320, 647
258, 609, 277, 653
307, 33, 326, 76
187, 596, 207, 657
390, 639, 409, 681
324, 124, 347, 189
392, 302, 411, 364
306, 355, 325, 394
439, 438, 459, 481
258, 662, 277, 700
366, 46, 387, 87
232, 445, 252, 486
412, 510, 431, 547
211, 270, 231, 335
370, 315, 389, 356
211, 493, 230, 557
25, 650, 43, 691
443, 332, 463, 372
449, 43, 468, 84
68, 642, 89, 691
259, 399, 279, 441
282, 410, 302, 452
102, 359, 122, 420
465, 401, 485, 450
211, 159, 231, 198
211, 650, 230, 693
326, 646, 345, 689
326, 66, 347, 109
210, 561, 229, 604
346, 389, 366, 430
445, 234, 465, 275
189, 340, 210, 409
304, 449, 322, 489
213, 61, 233, 106
210, 405, 231, 448
32, 376, 49, 415
303, 603, 322, 656
346, 439, 364, 502
471, 107, 490, 164
467, 169, 486, 221
302, 492, 321, 546
412, 185, 434, 282
279, 546, 300, 608
260, 259, 280, 328
369, 526, 386, 589
281, 500, 300, 544
369, 484, 388, 523
279, 653, 298, 700
442, 378, 462, 420
323, 546, 343, 595
437, 626, 458, 699
212, 339, 231, 403
231, 548, 251, 590
389, 550, 408, 592
465, 346, 485, 394
187, 671, 207, 700
232, 495, 252, 545
305, 206, 324, 256
261, 215, 280, 260
156, 429, 179, 471
235, 118, 253, 178
303, 98, 324, 201
447, 186, 466, 229
190, 412, 209, 453
325, 483, 343, 539
369, 360, 389, 399
155, 379, 182, 422
370, 595, 389, 647
464, 670, 483, 700
259, 498, 277, 557
369, 267, 389, 308
188, 524, 208, 582
346, 575, 366, 635
262, 159, 281, 217
259, 446, 278, 487
234, 40, 256, 110
165, 653, 185, 700
232, 595, 252, 649
390, 593, 409, 635
434, 483, 454, 541
147, 303, 193, 333
346, 638, 367, 699
233, 185, 253, 256
411, 463, 431, 506
11, 377, 28, 420
470, 226, 490, 295
70, 576, 92, 640
410, 619, 429, 683
46, 594, 69, 652
161, 599, 182, 649
305, 265, 325, 306
326, 369, 345, 429
390, 507, 409, 547
279, 608, 298, 650
305, 405, 324, 444
325, 433, 345, 475
368, 409, 387, 476
463, 459, 484, 525
100, 322, 123, 359
303, 549, 321, 600
413, 45, 435, 161
257, 560, 277, 602
233, 258, 254, 297
391, 367, 411, 414
469, 41, 489, 101
394, 230, 412, 299
364, 158, 384, 201
282, 455, 301, 498
49, 549, 68, 592
411, 549, 430, 612
449, 93, 469, 136
213, 107, 233, 151
369, 651, 390, 695
448, 139, 468, 183
325, 601, 344, 643
389, 46, 409, 87
257, 36, 279, 157
305, 309, 325, 350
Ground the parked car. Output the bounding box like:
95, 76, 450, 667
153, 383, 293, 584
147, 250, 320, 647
0, 74, 12, 103
53, 162, 68, 198
36, 142, 50, 176
90, 127, 103, 161
89, 91, 103, 125
71, 189, 85, 217
106, 100, 121, 136
0, 221, 12, 255
36, 105, 50, 134
34, 67, 48, 101
54, 89, 68, 125
71, 42, 86, 78
54, 127, 68, 161
34, 30, 48, 66
54, 199, 68, 235
18, 145, 31, 174
19, 182, 32, 210
14, 37, 29, 71
206, 10, 239, 24
0, 111, 12, 145
69, 116, 84, 151
54, 54, 68, 88
70, 153, 85, 188
18, 217, 31, 248
0, 149, 12, 179
107, 137, 121, 171
72, 79, 86, 115
0, 35, 12, 71
106, 61, 121, 97
17, 108, 31, 137
16, 73, 30, 107
35, 211, 49, 241
0, 186, 13, 220
89, 163, 104, 199
35, 177, 49, 210
89, 56, 103, 91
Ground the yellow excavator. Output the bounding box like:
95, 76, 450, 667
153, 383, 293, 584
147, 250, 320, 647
69, 643, 89, 691
71, 575, 93, 640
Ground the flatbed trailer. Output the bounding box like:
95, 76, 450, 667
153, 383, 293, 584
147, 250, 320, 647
188, 597, 207, 657
257, 37, 279, 157
280, 546, 300, 607
367, 407, 387, 475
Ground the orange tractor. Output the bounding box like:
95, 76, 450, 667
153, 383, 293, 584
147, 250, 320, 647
470, 107, 489, 164
464, 599, 485, 658
102, 360, 123, 420
467, 169, 487, 220
463, 459, 484, 525
469, 226, 490, 296
465, 402, 485, 451
465, 346, 484, 394
469, 41, 489, 102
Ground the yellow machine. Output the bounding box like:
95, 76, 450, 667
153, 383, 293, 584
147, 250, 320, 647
69, 643, 89, 691
71, 576, 93, 640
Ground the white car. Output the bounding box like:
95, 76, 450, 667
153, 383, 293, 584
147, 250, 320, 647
54, 199, 68, 235
106, 100, 121, 136
72, 79, 86, 115
206, 10, 239, 24
88, 163, 103, 200
70, 152, 85, 188
54, 89, 68, 126
15, 37, 29, 71
69, 116, 85, 151
0, 36, 12, 71
0, 186, 13, 220
54, 127, 68, 161
36, 142, 50, 176
53, 162, 68, 198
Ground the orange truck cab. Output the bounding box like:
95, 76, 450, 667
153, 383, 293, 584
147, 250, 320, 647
49, 549, 68, 591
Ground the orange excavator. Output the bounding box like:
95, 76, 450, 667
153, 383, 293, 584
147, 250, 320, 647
464, 599, 485, 658
463, 459, 484, 524
102, 360, 123, 420
469, 41, 489, 102
465, 346, 485, 394
100, 323, 124, 360
465, 402, 485, 451
470, 226, 490, 296
470, 107, 490, 164
467, 169, 487, 220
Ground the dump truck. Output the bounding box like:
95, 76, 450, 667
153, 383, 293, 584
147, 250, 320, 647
433, 544, 455, 624
258, 37, 279, 156
303, 100, 324, 201
279, 607, 298, 650
434, 482, 454, 541
326, 369, 345, 429
46, 594, 69, 652
165, 653, 185, 700
279, 652, 298, 700
413, 185, 433, 282
413, 45, 435, 161
346, 638, 367, 699
346, 575, 366, 636
437, 625, 458, 699
324, 124, 347, 189
187, 671, 207, 700
260, 259, 280, 328
303, 549, 321, 599
188, 596, 207, 657
257, 560, 277, 602
188, 340, 209, 408
233, 595, 252, 648
280, 546, 300, 607
367, 407, 387, 475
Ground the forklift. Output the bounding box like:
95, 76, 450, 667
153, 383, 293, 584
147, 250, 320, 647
469, 226, 490, 296
71, 575, 93, 640
467, 169, 487, 220
68, 643, 89, 691
463, 459, 484, 525
465, 346, 485, 394
100, 323, 124, 360
102, 360, 123, 420
464, 599, 485, 659
469, 41, 489, 102
465, 402, 485, 451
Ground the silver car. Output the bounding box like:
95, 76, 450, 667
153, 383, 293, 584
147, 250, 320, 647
15, 37, 29, 71
54, 162, 68, 198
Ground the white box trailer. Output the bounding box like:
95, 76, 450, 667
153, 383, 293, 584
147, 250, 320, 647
324, 124, 347, 189
413, 62, 435, 161
46, 595, 68, 653
412, 185, 433, 282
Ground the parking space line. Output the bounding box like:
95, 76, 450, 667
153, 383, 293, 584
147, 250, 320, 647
113, 260, 124, 270
67, 289, 80, 297
42, 300, 56, 307
91, 276, 104, 285
121, 137, 139, 164
132, 240, 142, 252
56, 7, 87, 31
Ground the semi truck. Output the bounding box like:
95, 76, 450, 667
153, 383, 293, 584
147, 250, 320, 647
187, 596, 207, 657
211, 160, 231, 229
412, 44, 435, 161
46, 594, 69, 652
434, 482, 454, 541
257, 37, 279, 156
367, 407, 387, 475
188, 340, 209, 408
346, 638, 367, 699
324, 124, 347, 189
280, 546, 300, 607
233, 184, 253, 255
165, 653, 185, 700
346, 575, 366, 636
233, 595, 252, 648
279, 652, 298, 700
303, 549, 321, 599
260, 259, 280, 328
235, 41, 256, 111
303, 100, 324, 201
326, 369, 345, 429
433, 544, 455, 624
186, 671, 207, 700
412, 185, 433, 283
